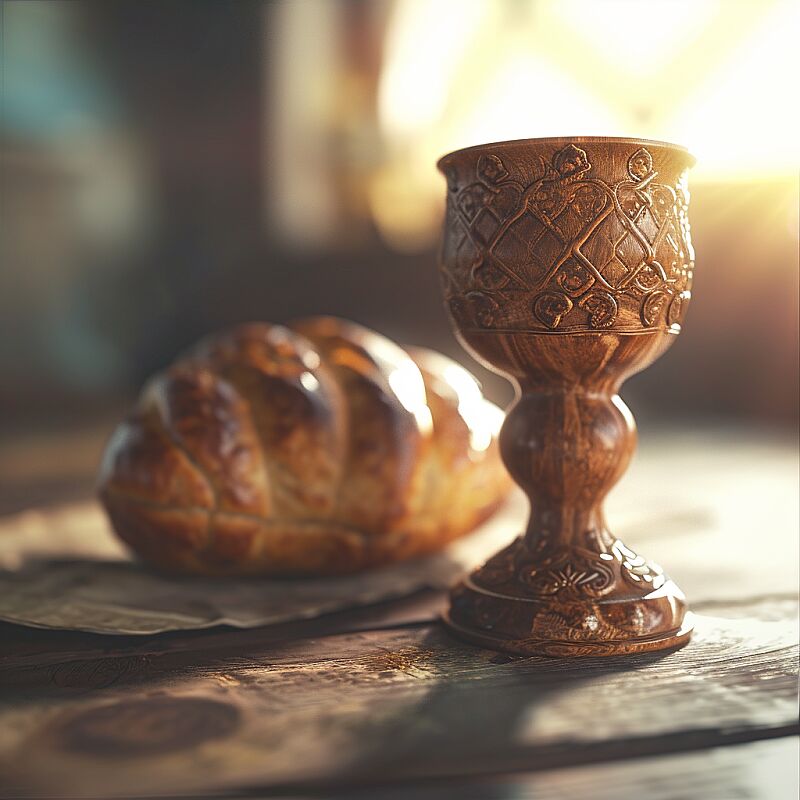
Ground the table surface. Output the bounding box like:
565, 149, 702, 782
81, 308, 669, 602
0, 427, 798, 799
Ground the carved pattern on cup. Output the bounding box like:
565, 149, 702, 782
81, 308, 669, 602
441, 144, 694, 334
533, 292, 573, 329
580, 291, 618, 329
668, 290, 691, 328
641, 289, 670, 327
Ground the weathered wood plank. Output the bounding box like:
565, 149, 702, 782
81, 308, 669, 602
0, 598, 796, 798
0, 588, 445, 673
0, 593, 792, 693
1, 584, 794, 682
319, 736, 800, 800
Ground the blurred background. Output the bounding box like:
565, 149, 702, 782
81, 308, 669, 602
1, 0, 798, 511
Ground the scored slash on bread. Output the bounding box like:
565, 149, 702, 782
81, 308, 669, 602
98, 317, 511, 575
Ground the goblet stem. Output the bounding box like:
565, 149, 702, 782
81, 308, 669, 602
501, 386, 634, 555
443, 346, 693, 656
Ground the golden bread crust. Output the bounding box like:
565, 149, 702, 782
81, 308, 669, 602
98, 317, 511, 575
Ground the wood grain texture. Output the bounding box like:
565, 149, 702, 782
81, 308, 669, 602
325, 737, 799, 800
0, 597, 796, 798
437, 137, 698, 655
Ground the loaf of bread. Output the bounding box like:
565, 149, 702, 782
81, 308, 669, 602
98, 317, 510, 575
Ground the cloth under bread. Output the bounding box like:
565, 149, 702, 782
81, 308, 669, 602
0, 494, 524, 634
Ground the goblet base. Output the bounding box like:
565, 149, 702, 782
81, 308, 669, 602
443, 537, 694, 657
442, 607, 694, 657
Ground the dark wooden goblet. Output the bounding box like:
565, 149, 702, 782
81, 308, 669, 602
438, 137, 696, 656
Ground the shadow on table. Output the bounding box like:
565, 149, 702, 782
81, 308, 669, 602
327, 625, 678, 800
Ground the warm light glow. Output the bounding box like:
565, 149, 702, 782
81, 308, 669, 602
673, 0, 800, 179
441, 363, 503, 452
299, 371, 320, 393
329, 337, 433, 433
387, 360, 434, 434
378, 0, 488, 136
372, 0, 800, 250
452, 52, 618, 149
554, 0, 721, 76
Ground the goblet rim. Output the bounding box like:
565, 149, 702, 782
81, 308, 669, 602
437, 135, 695, 171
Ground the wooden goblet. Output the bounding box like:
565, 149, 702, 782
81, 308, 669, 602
438, 137, 696, 656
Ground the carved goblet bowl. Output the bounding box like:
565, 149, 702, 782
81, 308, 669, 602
437, 137, 696, 656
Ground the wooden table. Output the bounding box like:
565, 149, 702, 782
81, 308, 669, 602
0, 428, 798, 799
